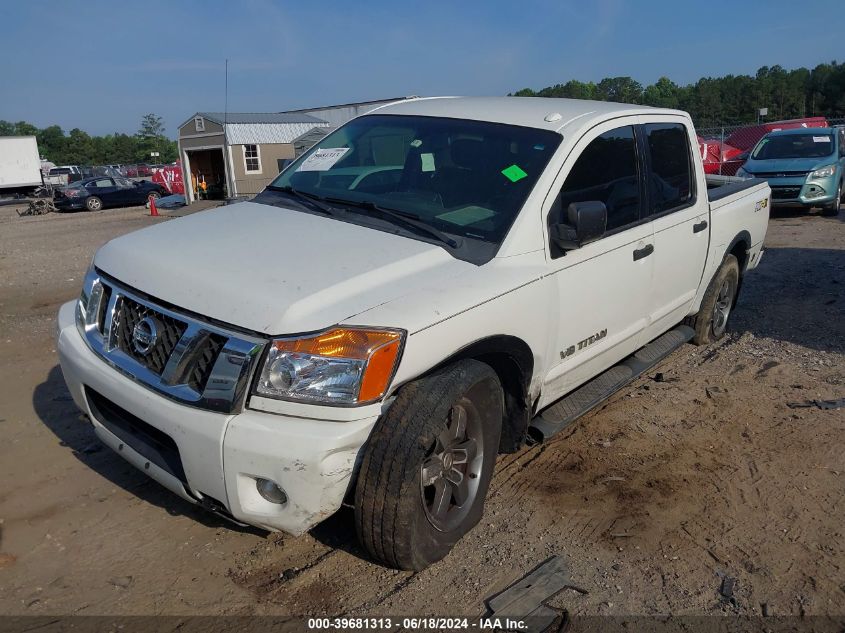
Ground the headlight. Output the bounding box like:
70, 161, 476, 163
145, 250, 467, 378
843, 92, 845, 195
810, 164, 836, 179
736, 167, 749, 178
255, 327, 405, 405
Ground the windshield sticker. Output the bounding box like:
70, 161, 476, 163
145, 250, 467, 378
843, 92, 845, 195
813, 136, 830, 143
501, 164, 528, 182
437, 205, 496, 226
421, 153, 436, 172
410, 139, 423, 148
297, 147, 350, 172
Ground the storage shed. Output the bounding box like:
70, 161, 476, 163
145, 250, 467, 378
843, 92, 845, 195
177, 112, 330, 202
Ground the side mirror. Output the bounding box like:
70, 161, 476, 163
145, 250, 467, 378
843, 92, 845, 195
551, 201, 607, 251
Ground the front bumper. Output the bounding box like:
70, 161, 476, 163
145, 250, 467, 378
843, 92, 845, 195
56, 301, 379, 535
767, 175, 838, 207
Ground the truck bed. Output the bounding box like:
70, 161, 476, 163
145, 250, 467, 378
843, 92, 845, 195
706, 174, 766, 204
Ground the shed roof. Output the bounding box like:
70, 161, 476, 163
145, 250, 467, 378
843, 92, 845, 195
197, 112, 326, 125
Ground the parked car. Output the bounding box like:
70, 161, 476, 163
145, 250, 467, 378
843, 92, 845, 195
53, 176, 166, 211
56, 97, 770, 570
136, 164, 153, 177
737, 126, 845, 215
46, 165, 83, 186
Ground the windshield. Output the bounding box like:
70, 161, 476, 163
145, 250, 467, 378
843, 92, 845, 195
751, 133, 834, 160
266, 114, 562, 247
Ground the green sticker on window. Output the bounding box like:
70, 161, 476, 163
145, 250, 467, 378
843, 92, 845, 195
501, 164, 527, 182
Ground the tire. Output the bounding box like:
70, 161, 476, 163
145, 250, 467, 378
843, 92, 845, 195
148, 190, 161, 200
354, 359, 503, 570
85, 196, 102, 212
687, 254, 740, 345
821, 182, 841, 217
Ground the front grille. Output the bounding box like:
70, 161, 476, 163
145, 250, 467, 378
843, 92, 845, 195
754, 171, 809, 178
771, 186, 802, 199
81, 272, 265, 413
113, 296, 187, 375
188, 333, 226, 392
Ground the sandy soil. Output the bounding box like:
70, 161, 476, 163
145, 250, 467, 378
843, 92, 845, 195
0, 202, 842, 618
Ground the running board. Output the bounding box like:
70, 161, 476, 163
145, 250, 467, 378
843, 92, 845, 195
528, 325, 694, 442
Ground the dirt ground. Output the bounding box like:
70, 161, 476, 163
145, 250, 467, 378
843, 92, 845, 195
0, 201, 843, 619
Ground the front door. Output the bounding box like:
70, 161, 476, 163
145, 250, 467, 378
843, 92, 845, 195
540, 122, 655, 408
86, 177, 120, 206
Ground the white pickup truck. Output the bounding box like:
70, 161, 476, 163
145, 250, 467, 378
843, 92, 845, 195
57, 97, 770, 570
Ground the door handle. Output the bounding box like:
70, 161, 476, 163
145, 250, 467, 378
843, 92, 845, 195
633, 244, 654, 261
693, 220, 708, 233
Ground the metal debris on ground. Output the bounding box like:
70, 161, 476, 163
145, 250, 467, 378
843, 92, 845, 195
484, 555, 575, 632
18, 198, 57, 217
787, 397, 845, 410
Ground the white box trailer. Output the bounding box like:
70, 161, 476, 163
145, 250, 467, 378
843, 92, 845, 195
0, 136, 43, 193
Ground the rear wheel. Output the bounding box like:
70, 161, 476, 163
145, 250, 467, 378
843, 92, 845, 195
85, 196, 102, 212
354, 359, 503, 570
821, 182, 841, 216
687, 254, 740, 345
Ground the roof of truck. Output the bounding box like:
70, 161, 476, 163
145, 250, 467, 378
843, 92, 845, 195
370, 96, 683, 133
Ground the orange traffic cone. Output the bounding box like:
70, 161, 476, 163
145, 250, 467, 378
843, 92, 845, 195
149, 194, 159, 217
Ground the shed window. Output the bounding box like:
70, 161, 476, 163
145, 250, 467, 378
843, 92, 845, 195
243, 144, 262, 173
194, 116, 205, 132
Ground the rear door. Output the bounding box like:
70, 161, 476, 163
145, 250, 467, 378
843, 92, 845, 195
540, 120, 655, 407
639, 118, 710, 341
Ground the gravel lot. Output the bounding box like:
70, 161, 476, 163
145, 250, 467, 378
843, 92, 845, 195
0, 202, 843, 618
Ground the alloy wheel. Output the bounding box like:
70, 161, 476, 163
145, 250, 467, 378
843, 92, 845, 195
420, 400, 484, 532
712, 278, 734, 337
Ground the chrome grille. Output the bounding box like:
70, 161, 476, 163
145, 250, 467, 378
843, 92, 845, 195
187, 333, 226, 393
113, 297, 188, 374
77, 269, 266, 413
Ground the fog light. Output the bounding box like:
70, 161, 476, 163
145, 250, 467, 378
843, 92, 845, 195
256, 478, 287, 504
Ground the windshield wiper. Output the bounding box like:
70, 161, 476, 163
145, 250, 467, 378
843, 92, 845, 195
323, 197, 460, 248
266, 185, 339, 216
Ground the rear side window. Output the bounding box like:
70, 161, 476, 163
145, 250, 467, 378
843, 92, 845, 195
644, 123, 693, 214
556, 125, 641, 232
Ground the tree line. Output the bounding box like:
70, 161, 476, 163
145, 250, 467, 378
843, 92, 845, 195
511, 61, 845, 128
0, 114, 179, 166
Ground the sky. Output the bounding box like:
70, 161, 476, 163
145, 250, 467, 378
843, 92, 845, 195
2, 0, 843, 138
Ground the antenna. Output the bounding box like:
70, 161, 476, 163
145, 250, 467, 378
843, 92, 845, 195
224, 58, 229, 125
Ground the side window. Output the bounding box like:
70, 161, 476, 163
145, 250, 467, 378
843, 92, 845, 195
644, 123, 693, 214
556, 126, 641, 234
91, 178, 113, 188
243, 144, 261, 173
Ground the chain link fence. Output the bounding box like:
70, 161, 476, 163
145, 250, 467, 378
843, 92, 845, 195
695, 116, 845, 176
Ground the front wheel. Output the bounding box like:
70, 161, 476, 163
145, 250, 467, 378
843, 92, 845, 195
147, 190, 161, 201
354, 359, 503, 570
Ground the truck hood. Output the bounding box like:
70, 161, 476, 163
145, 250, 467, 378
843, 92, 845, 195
94, 201, 474, 335
745, 156, 832, 174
